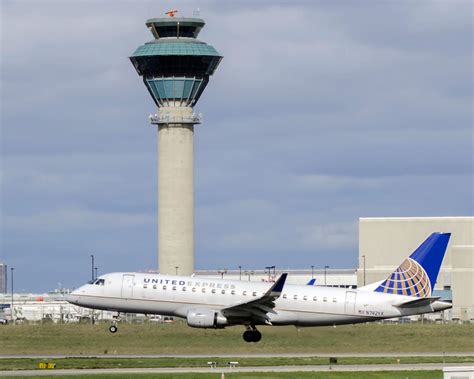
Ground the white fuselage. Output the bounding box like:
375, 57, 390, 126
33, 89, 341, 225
68, 272, 451, 327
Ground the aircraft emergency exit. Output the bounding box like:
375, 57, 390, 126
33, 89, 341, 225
67, 233, 452, 342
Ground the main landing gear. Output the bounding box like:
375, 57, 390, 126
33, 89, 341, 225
243, 325, 262, 343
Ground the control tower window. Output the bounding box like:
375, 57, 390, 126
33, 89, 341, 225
155, 26, 197, 38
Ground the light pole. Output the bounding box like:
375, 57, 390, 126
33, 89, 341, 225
175, 266, 179, 275
265, 266, 271, 282
265, 265, 275, 281
362, 255, 366, 286
90, 254, 94, 281
245, 270, 254, 281
311, 265, 314, 279
238, 266, 242, 281
218, 269, 227, 279
10, 267, 14, 322
324, 265, 329, 286
95, 267, 98, 279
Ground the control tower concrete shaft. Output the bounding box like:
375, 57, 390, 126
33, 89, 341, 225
130, 16, 222, 275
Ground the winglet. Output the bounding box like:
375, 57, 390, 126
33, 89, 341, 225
265, 273, 288, 297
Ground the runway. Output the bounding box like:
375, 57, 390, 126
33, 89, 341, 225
0, 363, 464, 377
1, 352, 473, 359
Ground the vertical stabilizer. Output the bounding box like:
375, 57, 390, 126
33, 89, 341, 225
374, 233, 451, 297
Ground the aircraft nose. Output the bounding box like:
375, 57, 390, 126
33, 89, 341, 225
65, 287, 85, 305
65, 294, 79, 305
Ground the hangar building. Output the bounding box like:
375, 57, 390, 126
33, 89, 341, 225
0, 264, 6, 294
358, 217, 474, 321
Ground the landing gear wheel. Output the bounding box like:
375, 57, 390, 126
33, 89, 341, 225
243, 329, 262, 343
109, 325, 118, 333
252, 330, 262, 342
243, 330, 253, 342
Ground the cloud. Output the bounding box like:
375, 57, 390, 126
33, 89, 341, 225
1, 0, 472, 291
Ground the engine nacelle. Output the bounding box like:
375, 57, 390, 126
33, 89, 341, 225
186, 308, 228, 329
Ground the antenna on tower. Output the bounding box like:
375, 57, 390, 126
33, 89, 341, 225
165, 9, 178, 17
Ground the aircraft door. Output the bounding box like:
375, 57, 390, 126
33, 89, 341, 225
344, 291, 357, 314
121, 274, 135, 298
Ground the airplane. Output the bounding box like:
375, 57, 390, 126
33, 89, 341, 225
67, 232, 452, 343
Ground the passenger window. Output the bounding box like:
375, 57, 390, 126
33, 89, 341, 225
163, 285, 167, 290
211, 289, 216, 294
323, 297, 327, 302
252, 292, 257, 297
231, 290, 236, 295
202, 288, 206, 293
303, 295, 308, 301
192, 288, 196, 292
172, 286, 177, 291
333, 298, 337, 303
152, 285, 157, 289
313, 296, 317, 301
243, 291, 247, 296
293, 295, 298, 300
221, 290, 226, 295
182, 287, 186, 291
283, 294, 287, 299
143, 284, 148, 289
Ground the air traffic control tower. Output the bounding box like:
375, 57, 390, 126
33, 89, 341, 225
130, 14, 222, 276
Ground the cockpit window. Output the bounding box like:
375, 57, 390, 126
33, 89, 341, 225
95, 279, 105, 286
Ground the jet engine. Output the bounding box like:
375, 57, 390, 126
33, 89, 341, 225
186, 308, 228, 328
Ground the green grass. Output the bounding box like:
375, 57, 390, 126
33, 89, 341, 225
6, 371, 443, 379
0, 322, 472, 355
0, 356, 473, 370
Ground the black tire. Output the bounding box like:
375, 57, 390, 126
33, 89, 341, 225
243, 330, 253, 343
109, 325, 118, 333
252, 330, 262, 342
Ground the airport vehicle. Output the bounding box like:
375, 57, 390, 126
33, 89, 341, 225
67, 233, 452, 342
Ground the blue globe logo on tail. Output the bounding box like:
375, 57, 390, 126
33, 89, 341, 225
374, 233, 451, 298
375, 258, 431, 297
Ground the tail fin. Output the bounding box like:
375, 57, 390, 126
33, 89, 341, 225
374, 232, 451, 297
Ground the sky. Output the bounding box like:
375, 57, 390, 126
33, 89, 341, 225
1, 0, 472, 292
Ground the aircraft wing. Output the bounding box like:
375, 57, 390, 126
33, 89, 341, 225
221, 273, 288, 325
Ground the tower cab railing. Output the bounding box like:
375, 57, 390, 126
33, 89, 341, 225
149, 112, 202, 125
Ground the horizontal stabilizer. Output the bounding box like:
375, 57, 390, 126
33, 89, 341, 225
393, 296, 440, 308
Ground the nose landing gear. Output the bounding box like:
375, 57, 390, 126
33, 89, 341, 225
242, 325, 262, 343
108, 313, 121, 333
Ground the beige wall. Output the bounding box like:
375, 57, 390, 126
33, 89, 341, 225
158, 107, 195, 276
358, 217, 474, 320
